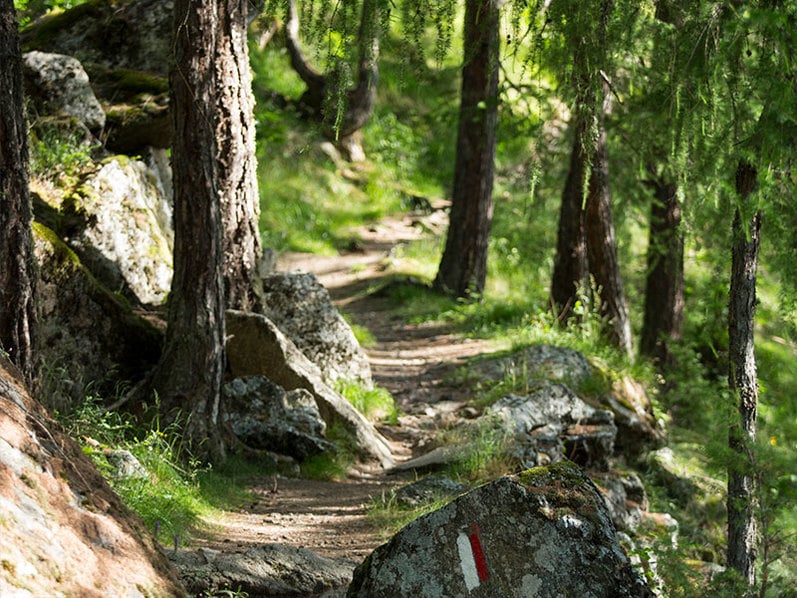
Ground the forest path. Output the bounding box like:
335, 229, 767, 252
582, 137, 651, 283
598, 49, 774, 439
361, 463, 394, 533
195, 212, 500, 566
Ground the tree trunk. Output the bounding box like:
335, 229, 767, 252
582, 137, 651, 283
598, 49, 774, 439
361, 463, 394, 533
284, 0, 379, 160
727, 160, 761, 588
216, 0, 263, 312
0, 2, 38, 386
640, 178, 684, 366
585, 86, 632, 357
550, 118, 589, 321
433, 0, 499, 299
152, 0, 226, 465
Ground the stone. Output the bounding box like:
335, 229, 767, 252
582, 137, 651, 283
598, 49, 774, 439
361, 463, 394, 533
63, 156, 174, 305
104, 449, 148, 480
22, 51, 106, 131
170, 544, 353, 597
0, 356, 183, 597
485, 382, 617, 471
223, 376, 337, 460
603, 376, 667, 458
34, 222, 162, 407
262, 272, 373, 387
22, 0, 174, 76
348, 462, 653, 597
471, 344, 593, 386
593, 471, 648, 532
225, 310, 394, 468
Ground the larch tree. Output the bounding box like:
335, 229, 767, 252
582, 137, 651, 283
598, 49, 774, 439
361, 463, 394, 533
150, 0, 227, 465
548, 0, 633, 356
0, 1, 37, 385
433, 0, 500, 299
282, 0, 381, 161
216, 0, 264, 312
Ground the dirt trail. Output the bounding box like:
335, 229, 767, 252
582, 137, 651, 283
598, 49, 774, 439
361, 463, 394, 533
194, 213, 499, 564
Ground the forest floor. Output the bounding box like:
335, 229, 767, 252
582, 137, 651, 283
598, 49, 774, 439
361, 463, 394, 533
192, 211, 500, 566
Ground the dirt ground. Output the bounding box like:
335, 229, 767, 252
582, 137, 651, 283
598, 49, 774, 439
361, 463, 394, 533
193, 212, 500, 564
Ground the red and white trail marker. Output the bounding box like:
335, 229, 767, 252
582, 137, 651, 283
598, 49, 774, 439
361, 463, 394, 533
457, 523, 490, 591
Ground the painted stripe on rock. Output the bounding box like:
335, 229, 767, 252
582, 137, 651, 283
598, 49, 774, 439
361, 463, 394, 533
468, 523, 490, 582
457, 531, 480, 591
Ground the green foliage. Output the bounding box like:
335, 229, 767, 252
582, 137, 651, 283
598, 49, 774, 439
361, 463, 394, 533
368, 487, 452, 539
13, 0, 90, 27
57, 394, 268, 546
299, 423, 355, 480
335, 379, 398, 424
28, 121, 96, 184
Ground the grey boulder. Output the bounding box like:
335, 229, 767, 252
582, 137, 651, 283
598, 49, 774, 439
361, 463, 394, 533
348, 461, 652, 597
223, 376, 336, 460
23, 51, 105, 131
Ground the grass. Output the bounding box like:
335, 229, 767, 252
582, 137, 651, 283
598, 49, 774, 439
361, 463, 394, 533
57, 395, 272, 546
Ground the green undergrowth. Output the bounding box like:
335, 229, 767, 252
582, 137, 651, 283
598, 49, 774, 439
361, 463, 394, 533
57, 395, 272, 547
335, 378, 399, 425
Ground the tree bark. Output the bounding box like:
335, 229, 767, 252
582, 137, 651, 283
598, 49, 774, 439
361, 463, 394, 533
0, 2, 38, 386
284, 0, 379, 159
640, 178, 684, 366
550, 118, 589, 321
727, 160, 760, 588
216, 0, 263, 312
433, 0, 499, 299
584, 87, 633, 357
152, 0, 226, 465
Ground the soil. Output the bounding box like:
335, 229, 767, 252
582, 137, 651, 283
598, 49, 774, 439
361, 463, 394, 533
192, 211, 500, 565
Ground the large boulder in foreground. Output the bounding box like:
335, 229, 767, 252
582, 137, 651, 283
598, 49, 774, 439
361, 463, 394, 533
262, 272, 373, 387
0, 356, 182, 597
348, 462, 652, 598
225, 310, 393, 468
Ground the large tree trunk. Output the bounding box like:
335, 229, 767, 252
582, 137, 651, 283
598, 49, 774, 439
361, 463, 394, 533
0, 2, 38, 386
284, 0, 379, 160
433, 0, 499, 299
727, 160, 760, 588
152, 0, 226, 465
640, 178, 684, 366
550, 119, 589, 321
585, 86, 632, 357
216, 0, 263, 312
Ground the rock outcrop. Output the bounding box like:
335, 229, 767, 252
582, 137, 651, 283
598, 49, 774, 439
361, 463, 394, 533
64, 155, 174, 305
471, 345, 665, 460
262, 272, 373, 387
486, 382, 617, 471
226, 310, 394, 468
34, 222, 162, 406
0, 356, 182, 597
348, 462, 652, 597
22, 50, 106, 132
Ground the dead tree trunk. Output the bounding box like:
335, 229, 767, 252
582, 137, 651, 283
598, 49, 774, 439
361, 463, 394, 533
0, 2, 38, 385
